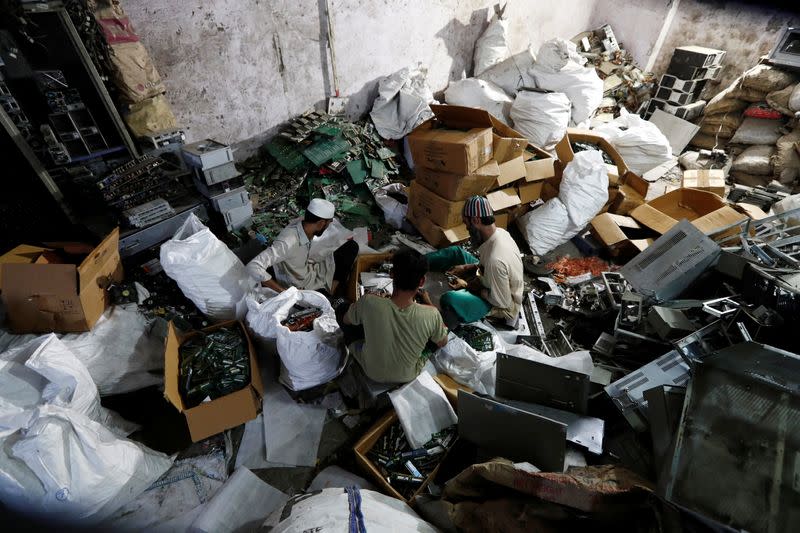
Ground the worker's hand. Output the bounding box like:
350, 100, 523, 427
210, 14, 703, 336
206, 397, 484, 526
448, 277, 468, 290
447, 264, 470, 278
261, 279, 286, 292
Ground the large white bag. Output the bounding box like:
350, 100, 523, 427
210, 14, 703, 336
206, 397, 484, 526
444, 78, 513, 125
510, 90, 571, 152
370, 66, 434, 140
388, 372, 457, 449
516, 198, 581, 256
245, 287, 342, 391
433, 321, 504, 395
6, 405, 172, 524
473, 14, 509, 76
262, 488, 438, 532
559, 150, 609, 227
593, 110, 673, 174
374, 183, 409, 230
530, 38, 603, 125
477, 47, 537, 96
160, 214, 252, 321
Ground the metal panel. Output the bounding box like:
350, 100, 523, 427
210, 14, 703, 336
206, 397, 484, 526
665, 342, 800, 533
457, 391, 566, 472
496, 353, 590, 414
119, 203, 207, 258
502, 398, 604, 455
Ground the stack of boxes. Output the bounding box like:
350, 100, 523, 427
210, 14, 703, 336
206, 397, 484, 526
642, 46, 726, 121
182, 139, 253, 231
405, 105, 555, 247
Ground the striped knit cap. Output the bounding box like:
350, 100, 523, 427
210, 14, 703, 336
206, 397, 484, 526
463, 195, 493, 217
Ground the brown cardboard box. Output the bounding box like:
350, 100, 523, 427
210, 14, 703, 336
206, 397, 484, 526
164, 320, 263, 442
630, 188, 747, 236
590, 213, 653, 257
555, 129, 629, 177
495, 212, 509, 229
524, 158, 556, 183
413, 160, 500, 201
517, 181, 543, 204
605, 164, 620, 186
409, 182, 466, 229
609, 172, 650, 215
489, 115, 529, 163
347, 253, 394, 302
495, 156, 527, 188
486, 188, 521, 212
496, 203, 530, 229
433, 374, 472, 408
408, 106, 494, 174
407, 205, 469, 248
682, 169, 726, 197
0, 230, 123, 333
0, 244, 54, 286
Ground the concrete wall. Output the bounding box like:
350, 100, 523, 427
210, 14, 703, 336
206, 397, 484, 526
651, 0, 800, 98
124, 0, 604, 153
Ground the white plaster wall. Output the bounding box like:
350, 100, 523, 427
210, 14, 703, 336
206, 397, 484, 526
123, 0, 601, 153
587, 0, 673, 67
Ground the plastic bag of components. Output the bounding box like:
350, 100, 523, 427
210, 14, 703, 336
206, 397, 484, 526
433, 322, 505, 395
510, 90, 571, 153
593, 110, 673, 174
374, 183, 410, 230
516, 198, 581, 256
444, 78, 514, 126
2, 404, 172, 524
473, 13, 509, 76
261, 487, 438, 532
389, 371, 458, 449
477, 47, 537, 95
0, 334, 136, 437
370, 66, 435, 140
60, 304, 165, 396
559, 150, 609, 227
246, 287, 343, 391
160, 214, 252, 321
530, 38, 603, 125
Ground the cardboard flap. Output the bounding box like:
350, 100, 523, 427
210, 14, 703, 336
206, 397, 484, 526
648, 188, 724, 220
489, 116, 527, 163
475, 160, 501, 177
621, 172, 649, 197
184, 386, 259, 442
525, 159, 555, 182
487, 188, 522, 211
77, 228, 122, 292
0, 244, 52, 265
242, 325, 263, 397
631, 204, 679, 234
560, 129, 629, 176
430, 104, 493, 129
164, 322, 185, 411
496, 156, 527, 187
692, 206, 747, 235
1, 264, 83, 332
591, 213, 643, 246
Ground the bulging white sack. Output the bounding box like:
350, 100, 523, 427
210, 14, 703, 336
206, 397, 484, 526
374, 183, 409, 230
370, 67, 434, 140
160, 214, 252, 321
510, 90, 571, 152
516, 198, 581, 256
433, 321, 505, 395
444, 78, 514, 125
473, 15, 509, 76
593, 110, 673, 174
477, 47, 537, 96
559, 150, 609, 227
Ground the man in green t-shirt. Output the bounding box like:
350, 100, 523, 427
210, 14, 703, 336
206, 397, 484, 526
342, 249, 448, 384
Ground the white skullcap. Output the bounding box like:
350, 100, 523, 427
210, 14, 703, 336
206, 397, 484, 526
307, 198, 335, 219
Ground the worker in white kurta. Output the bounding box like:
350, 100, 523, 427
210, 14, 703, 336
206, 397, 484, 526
246, 198, 359, 296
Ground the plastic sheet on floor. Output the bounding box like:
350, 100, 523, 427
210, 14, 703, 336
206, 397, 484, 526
107, 448, 228, 530
189, 467, 288, 533
233, 413, 271, 470
307, 465, 377, 492
262, 385, 326, 467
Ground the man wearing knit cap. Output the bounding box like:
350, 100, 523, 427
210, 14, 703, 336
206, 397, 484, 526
246, 198, 359, 296
429, 195, 524, 329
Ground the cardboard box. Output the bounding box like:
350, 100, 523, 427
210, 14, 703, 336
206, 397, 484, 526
590, 213, 653, 257
555, 129, 629, 177
605, 163, 620, 186
630, 188, 747, 236
682, 169, 726, 197
164, 320, 263, 442
495, 203, 530, 229
609, 172, 650, 215
0, 230, 123, 333
407, 205, 469, 248
433, 374, 472, 408
517, 181, 544, 204
489, 115, 528, 163
347, 252, 393, 303
495, 156, 527, 188
486, 187, 521, 212
413, 160, 500, 201
408, 106, 494, 174
495, 212, 509, 229
524, 158, 556, 183
409, 182, 466, 229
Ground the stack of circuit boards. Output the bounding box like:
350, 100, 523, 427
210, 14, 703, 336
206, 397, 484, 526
453, 324, 494, 352
97, 154, 187, 211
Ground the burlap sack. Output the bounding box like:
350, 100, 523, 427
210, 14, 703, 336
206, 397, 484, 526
691, 133, 726, 150
766, 84, 796, 117
699, 123, 736, 138
702, 112, 744, 130
732, 145, 774, 175
741, 64, 798, 93
730, 170, 771, 187
124, 94, 177, 137
111, 41, 165, 104
773, 129, 800, 184
728, 86, 768, 103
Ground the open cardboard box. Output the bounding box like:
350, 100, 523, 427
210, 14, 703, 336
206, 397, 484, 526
347, 252, 394, 302
630, 188, 748, 236
414, 160, 500, 201
408, 106, 495, 175
406, 204, 469, 248
409, 182, 467, 229
164, 320, 263, 442
354, 377, 460, 505
0, 229, 123, 333
590, 213, 654, 258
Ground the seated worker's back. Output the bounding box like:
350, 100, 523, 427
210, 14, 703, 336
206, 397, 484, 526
341, 249, 448, 384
